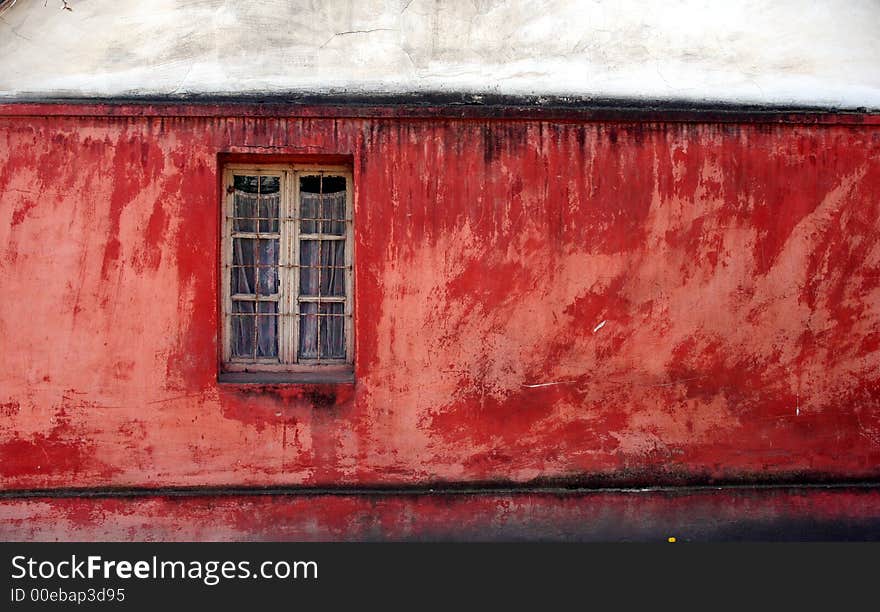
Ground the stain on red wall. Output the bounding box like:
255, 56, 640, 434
3, 488, 880, 541
1, 108, 879, 491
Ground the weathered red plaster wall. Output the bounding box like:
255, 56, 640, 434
1, 110, 879, 491
3, 488, 880, 541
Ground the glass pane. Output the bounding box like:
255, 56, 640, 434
234, 239, 279, 295
322, 177, 346, 235
231, 301, 255, 358
298, 302, 318, 359
231, 266, 255, 295
300, 176, 321, 236
258, 197, 279, 232
256, 239, 279, 266
260, 176, 280, 193
321, 193, 346, 235
232, 239, 255, 294
233, 238, 255, 266
300, 175, 346, 234
258, 176, 280, 233
234, 175, 260, 192
322, 176, 346, 192
233, 196, 256, 232
320, 302, 346, 359
258, 267, 278, 295
256, 301, 278, 358
320, 240, 345, 296
256, 239, 279, 295
233, 175, 259, 232
300, 192, 319, 234
300, 175, 321, 193
299, 240, 319, 296
233, 175, 281, 233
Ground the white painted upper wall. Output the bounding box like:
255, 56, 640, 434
1, 0, 879, 108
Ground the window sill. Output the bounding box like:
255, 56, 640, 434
218, 370, 355, 385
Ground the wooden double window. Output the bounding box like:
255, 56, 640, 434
220, 164, 353, 382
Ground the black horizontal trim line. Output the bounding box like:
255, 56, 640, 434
2, 92, 878, 123
2, 480, 880, 500
1, 91, 875, 112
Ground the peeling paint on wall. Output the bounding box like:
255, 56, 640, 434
1, 110, 878, 494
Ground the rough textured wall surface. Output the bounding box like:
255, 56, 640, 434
3, 488, 880, 541
1, 0, 879, 108
1, 108, 878, 492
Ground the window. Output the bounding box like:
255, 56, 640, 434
220, 164, 353, 383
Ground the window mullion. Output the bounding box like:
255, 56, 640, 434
345, 180, 353, 363
278, 170, 287, 364
222, 168, 233, 363
252, 175, 261, 361
291, 170, 300, 364
316, 172, 323, 364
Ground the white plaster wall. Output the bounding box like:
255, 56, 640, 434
0, 0, 878, 108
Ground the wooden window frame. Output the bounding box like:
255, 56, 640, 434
220, 163, 354, 382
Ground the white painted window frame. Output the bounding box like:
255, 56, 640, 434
221, 164, 354, 375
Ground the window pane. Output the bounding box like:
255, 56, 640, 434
299, 240, 319, 296
231, 301, 256, 358
234, 175, 260, 192
322, 175, 346, 193
256, 239, 279, 266
321, 177, 346, 235
257, 267, 278, 295
320, 240, 345, 296
300, 176, 321, 235
258, 198, 280, 233
260, 176, 280, 193
300, 175, 346, 234
300, 175, 321, 193
320, 302, 346, 359
299, 240, 344, 297
233, 175, 280, 233
298, 301, 318, 359
234, 239, 279, 295
232, 238, 255, 294
233, 195, 256, 232
256, 301, 278, 358
258, 176, 280, 233
231, 266, 255, 295
233, 175, 258, 232
321, 192, 346, 235
256, 239, 279, 295
300, 192, 319, 234
233, 238, 255, 266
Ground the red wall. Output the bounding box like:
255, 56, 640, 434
4, 488, 880, 541
1, 106, 879, 493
